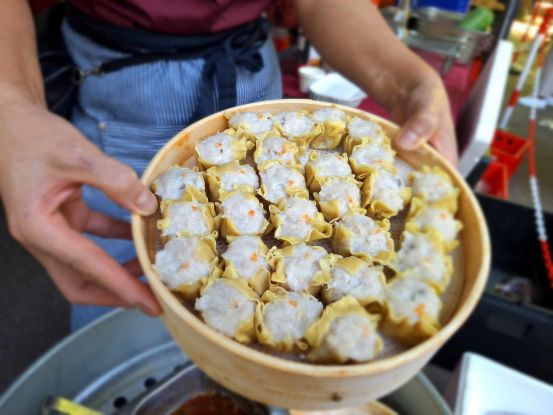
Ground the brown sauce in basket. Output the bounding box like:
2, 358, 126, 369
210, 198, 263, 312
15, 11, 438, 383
171, 391, 248, 415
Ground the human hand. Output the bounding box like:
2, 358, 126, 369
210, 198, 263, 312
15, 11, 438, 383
0, 97, 161, 315
392, 79, 458, 165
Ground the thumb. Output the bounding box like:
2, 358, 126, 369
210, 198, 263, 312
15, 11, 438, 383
63, 147, 158, 216
395, 109, 439, 151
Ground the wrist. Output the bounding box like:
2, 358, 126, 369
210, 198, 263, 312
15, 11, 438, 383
0, 80, 46, 112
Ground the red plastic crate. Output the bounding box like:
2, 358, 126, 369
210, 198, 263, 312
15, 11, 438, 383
480, 160, 509, 200
491, 130, 529, 177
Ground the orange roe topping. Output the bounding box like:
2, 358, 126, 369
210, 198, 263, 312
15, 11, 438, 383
248, 209, 256, 217
414, 304, 426, 317
181, 262, 189, 270
287, 179, 294, 186
191, 205, 199, 211
250, 252, 258, 262
288, 300, 298, 308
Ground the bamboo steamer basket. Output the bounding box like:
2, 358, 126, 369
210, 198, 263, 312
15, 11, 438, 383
132, 99, 490, 410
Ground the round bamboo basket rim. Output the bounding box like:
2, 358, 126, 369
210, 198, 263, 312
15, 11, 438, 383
132, 99, 491, 378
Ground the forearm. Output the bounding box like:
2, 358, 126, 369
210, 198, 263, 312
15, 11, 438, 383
0, 0, 45, 108
294, 0, 441, 112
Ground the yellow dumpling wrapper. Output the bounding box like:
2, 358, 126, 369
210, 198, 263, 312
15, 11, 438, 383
273, 111, 323, 149
408, 165, 459, 213
151, 165, 208, 206
224, 110, 279, 141
253, 137, 300, 168
194, 129, 253, 171
255, 286, 320, 352
344, 132, 391, 155
348, 142, 396, 180
332, 216, 395, 265
381, 277, 442, 346
405, 197, 463, 252
305, 151, 352, 193
268, 244, 331, 296
361, 168, 411, 218
269, 197, 332, 245
157, 201, 217, 241
321, 255, 386, 310
310, 118, 347, 150
216, 190, 269, 242
305, 295, 383, 363
257, 160, 309, 204
314, 176, 365, 222
199, 276, 260, 344
222, 236, 271, 295
205, 162, 259, 201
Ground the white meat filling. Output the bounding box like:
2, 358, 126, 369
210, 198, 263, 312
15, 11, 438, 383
350, 143, 394, 169
413, 208, 459, 243
312, 108, 346, 123
277, 198, 319, 240
324, 314, 382, 361
283, 244, 327, 292
371, 169, 407, 212
339, 215, 390, 258
319, 179, 361, 216
275, 111, 314, 138
222, 236, 269, 280
195, 279, 256, 338
219, 164, 259, 193
326, 264, 385, 304
259, 164, 306, 204
309, 152, 352, 178
396, 232, 448, 284
256, 136, 297, 166
263, 293, 323, 342
229, 112, 273, 135
411, 171, 455, 203
162, 202, 210, 237
222, 193, 265, 234
387, 278, 441, 324
197, 133, 235, 165
153, 167, 205, 201
154, 237, 212, 289
348, 117, 382, 140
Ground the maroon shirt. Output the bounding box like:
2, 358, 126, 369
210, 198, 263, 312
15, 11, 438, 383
68, 0, 272, 35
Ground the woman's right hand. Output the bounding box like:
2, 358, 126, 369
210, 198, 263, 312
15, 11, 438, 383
0, 93, 162, 315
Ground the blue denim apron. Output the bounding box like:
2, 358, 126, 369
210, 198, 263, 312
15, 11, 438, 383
61, 21, 282, 330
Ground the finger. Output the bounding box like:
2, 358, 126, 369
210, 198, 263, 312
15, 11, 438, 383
27, 215, 162, 316
32, 249, 129, 308
430, 122, 458, 166
85, 210, 132, 240
396, 109, 439, 150
57, 145, 158, 216
123, 257, 144, 278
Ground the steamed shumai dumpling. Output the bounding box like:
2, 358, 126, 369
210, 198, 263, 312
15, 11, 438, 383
257, 161, 308, 204
362, 168, 411, 218
349, 141, 395, 179
227, 111, 275, 140
269, 196, 332, 245
393, 230, 452, 292
253, 135, 300, 168
315, 176, 363, 221
152, 165, 207, 203
306, 296, 383, 363
305, 151, 353, 192
256, 288, 323, 352
322, 256, 386, 309
154, 236, 219, 301
206, 162, 259, 201
406, 198, 462, 252
222, 236, 271, 295
310, 107, 347, 150
157, 200, 216, 239
195, 278, 259, 343
345, 116, 388, 153
270, 243, 329, 296
217, 190, 269, 241
332, 214, 395, 265
195, 132, 251, 170
273, 111, 321, 148
382, 277, 442, 345
409, 165, 459, 212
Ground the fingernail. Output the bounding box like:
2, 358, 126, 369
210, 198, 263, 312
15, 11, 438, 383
135, 302, 161, 316
398, 130, 422, 149
136, 189, 158, 214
